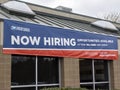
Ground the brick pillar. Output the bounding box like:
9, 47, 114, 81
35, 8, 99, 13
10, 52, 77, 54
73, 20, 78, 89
0, 21, 11, 90
61, 58, 80, 88
0, 47, 11, 90
110, 40, 120, 90
110, 55, 120, 90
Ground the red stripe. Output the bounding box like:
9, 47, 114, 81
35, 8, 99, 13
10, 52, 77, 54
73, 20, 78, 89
3, 49, 118, 60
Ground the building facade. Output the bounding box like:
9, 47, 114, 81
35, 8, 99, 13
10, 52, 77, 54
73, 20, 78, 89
0, 0, 120, 90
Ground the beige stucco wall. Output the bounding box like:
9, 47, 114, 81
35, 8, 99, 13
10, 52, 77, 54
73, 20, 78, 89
61, 58, 80, 88
0, 21, 11, 90
0, 0, 8, 3
110, 39, 120, 90
0, 52, 11, 90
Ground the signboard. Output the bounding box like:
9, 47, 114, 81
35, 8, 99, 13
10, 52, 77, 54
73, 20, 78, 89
3, 19, 118, 60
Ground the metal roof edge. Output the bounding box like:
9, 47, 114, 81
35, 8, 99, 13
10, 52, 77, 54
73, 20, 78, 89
16, 1, 99, 22
17, 0, 120, 28
1, 18, 120, 39
1, 0, 120, 30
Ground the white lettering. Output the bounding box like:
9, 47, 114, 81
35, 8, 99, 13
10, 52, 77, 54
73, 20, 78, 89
44, 37, 51, 46
70, 38, 76, 46
21, 36, 29, 45
29, 36, 41, 45
64, 38, 71, 46
54, 38, 61, 46
11, 35, 41, 45
11, 35, 20, 45
44, 37, 76, 46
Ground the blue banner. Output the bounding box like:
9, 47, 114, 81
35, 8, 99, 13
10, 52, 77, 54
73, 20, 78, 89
3, 19, 118, 60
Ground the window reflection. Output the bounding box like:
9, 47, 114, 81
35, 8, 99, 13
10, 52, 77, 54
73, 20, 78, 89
94, 60, 108, 82
12, 55, 36, 85
38, 57, 59, 84
95, 83, 109, 90
11, 87, 35, 90
38, 86, 59, 90
80, 84, 93, 90
11, 55, 59, 89
80, 59, 109, 90
80, 59, 93, 82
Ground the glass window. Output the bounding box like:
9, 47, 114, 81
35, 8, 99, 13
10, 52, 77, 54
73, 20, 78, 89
11, 55, 36, 85
80, 84, 93, 90
12, 87, 35, 90
38, 57, 59, 84
94, 60, 108, 82
38, 86, 59, 90
80, 59, 93, 82
95, 83, 109, 90
80, 59, 110, 90
11, 55, 59, 90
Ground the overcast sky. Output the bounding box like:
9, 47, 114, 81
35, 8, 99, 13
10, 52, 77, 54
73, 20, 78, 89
19, 0, 120, 18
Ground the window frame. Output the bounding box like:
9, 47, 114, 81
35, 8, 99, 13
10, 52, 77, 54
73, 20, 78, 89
11, 55, 60, 90
80, 59, 110, 90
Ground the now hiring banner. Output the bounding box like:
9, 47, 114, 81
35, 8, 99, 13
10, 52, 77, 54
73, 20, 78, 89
3, 19, 118, 60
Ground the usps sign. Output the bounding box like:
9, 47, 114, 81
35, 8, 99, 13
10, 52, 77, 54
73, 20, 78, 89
3, 19, 118, 60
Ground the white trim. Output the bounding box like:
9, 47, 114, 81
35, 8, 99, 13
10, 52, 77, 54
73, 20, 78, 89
95, 81, 109, 84
36, 56, 38, 90
3, 48, 118, 51
108, 61, 111, 90
37, 83, 59, 87
92, 60, 95, 90
59, 58, 62, 88
11, 83, 59, 88
80, 81, 109, 85
80, 82, 94, 85
11, 85, 36, 88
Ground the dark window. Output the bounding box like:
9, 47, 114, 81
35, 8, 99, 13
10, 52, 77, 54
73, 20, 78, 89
11, 55, 59, 89
38, 86, 59, 90
11, 55, 36, 85
94, 60, 108, 82
38, 57, 59, 84
80, 59, 109, 90
80, 84, 93, 90
80, 59, 93, 82
12, 87, 35, 90
95, 83, 109, 90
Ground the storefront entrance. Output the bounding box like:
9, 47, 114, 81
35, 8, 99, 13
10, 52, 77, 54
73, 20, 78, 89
11, 55, 59, 90
80, 59, 110, 90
